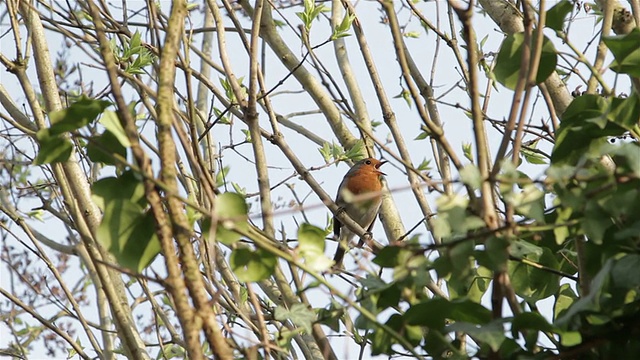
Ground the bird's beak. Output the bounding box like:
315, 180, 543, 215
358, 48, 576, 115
376, 160, 387, 176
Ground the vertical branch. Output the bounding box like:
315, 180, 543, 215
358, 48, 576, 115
449, 0, 497, 226
86, 0, 193, 358
341, 1, 434, 246
247, 0, 275, 236
586, 0, 615, 94
511, 1, 546, 163
331, 1, 375, 153
489, 6, 533, 180
238, 0, 359, 149
450, 3, 522, 344
380, 0, 464, 172
20, 1, 150, 358
630, 0, 640, 26
479, 0, 573, 115
155, 2, 233, 358
195, 7, 218, 172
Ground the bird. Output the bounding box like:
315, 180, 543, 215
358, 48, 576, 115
332, 157, 387, 267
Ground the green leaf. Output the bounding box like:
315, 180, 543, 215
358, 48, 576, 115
608, 142, 640, 177
373, 246, 404, 268
316, 302, 343, 332
331, 13, 355, 40
404, 298, 450, 329
462, 142, 473, 163
611, 254, 640, 288
554, 283, 578, 320
48, 96, 111, 135
432, 194, 485, 239
212, 192, 249, 245
371, 314, 422, 355
555, 259, 613, 328
99, 110, 131, 147
416, 158, 431, 171
395, 89, 412, 108
494, 32, 557, 90
274, 303, 315, 334
558, 330, 582, 347
467, 266, 492, 303
297, 0, 327, 31
509, 247, 560, 301
552, 95, 626, 164
521, 142, 547, 165
607, 94, 640, 130
96, 199, 161, 271
215, 166, 230, 188
91, 170, 146, 211
509, 239, 543, 258
414, 131, 430, 140
447, 321, 505, 352
34, 133, 73, 164
546, 0, 573, 31
318, 142, 332, 163
230, 248, 276, 282
403, 30, 421, 38
512, 312, 554, 333
603, 28, 640, 76
505, 184, 545, 222
297, 223, 332, 271
86, 131, 127, 165
344, 140, 365, 160
405, 298, 491, 328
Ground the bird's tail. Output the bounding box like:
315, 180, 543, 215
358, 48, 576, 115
332, 245, 346, 267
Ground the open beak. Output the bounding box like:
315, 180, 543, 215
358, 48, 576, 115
376, 160, 387, 176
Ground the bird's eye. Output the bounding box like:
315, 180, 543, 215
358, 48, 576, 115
365, 159, 372, 165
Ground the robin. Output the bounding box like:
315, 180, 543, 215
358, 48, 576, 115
333, 158, 387, 267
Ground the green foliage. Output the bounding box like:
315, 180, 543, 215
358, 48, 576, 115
318, 139, 365, 163
494, 32, 557, 90
359, 72, 640, 358
208, 192, 249, 245
297, 223, 333, 271
93, 172, 160, 272
35, 96, 112, 164
551, 94, 637, 164
229, 247, 276, 282
86, 130, 127, 165
274, 303, 316, 334
109, 31, 155, 74
546, 0, 574, 31
331, 13, 355, 40
603, 28, 640, 76
296, 0, 328, 31
34, 132, 73, 164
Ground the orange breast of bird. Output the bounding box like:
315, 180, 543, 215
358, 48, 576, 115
346, 170, 383, 194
